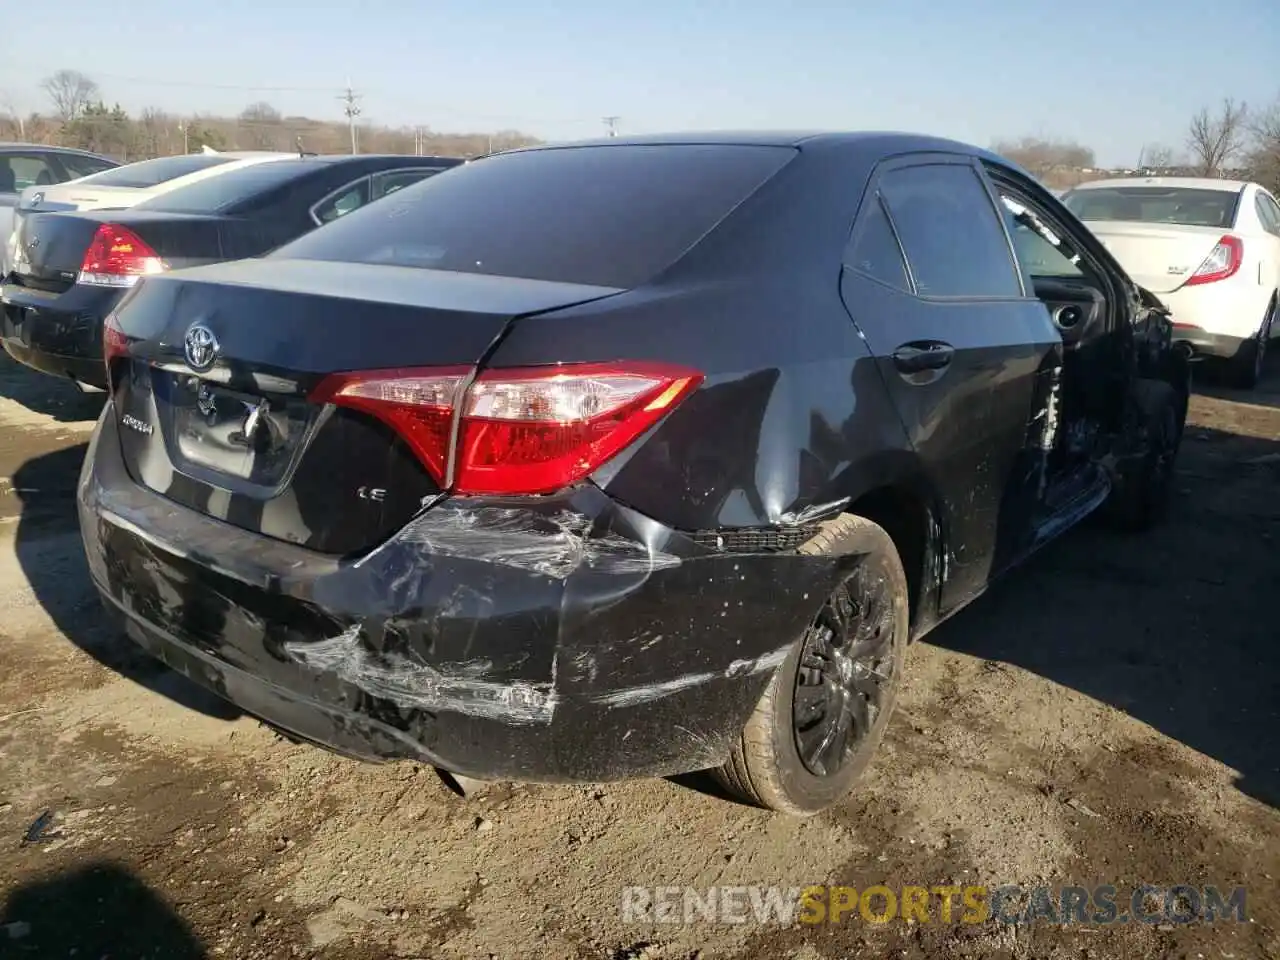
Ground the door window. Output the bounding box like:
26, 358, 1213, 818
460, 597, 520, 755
1255, 192, 1280, 237
845, 194, 910, 291
878, 164, 1023, 298
372, 168, 442, 200
312, 177, 372, 224
0, 153, 60, 193
1002, 201, 1085, 278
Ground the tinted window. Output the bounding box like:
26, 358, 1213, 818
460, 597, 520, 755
138, 159, 317, 213
1255, 193, 1280, 237
1, 153, 61, 191
77, 154, 233, 189
879, 164, 1022, 298
58, 154, 116, 179
846, 194, 909, 291
1063, 186, 1241, 229
313, 177, 371, 223
277, 144, 796, 288
372, 168, 441, 200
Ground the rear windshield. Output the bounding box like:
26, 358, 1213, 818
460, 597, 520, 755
1063, 186, 1242, 229
137, 159, 316, 213
76, 154, 234, 189
274, 144, 796, 288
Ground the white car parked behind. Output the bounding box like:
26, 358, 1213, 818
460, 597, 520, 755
1062, 177, 1280, 387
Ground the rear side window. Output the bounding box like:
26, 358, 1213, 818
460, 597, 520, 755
879, 164, 1022, 299
846, 195, 910, 291
77, 154, 233, 189
138, 160, 315, 213
58, 154, 116, 179
312, 178, 372, 223
276, 144, 796, 288
1254, 192, 1280, 237
372, 168, 441, 200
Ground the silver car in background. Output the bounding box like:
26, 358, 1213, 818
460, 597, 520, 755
0, 144, 117, 275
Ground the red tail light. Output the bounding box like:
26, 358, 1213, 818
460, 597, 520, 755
1184, 235, 1243, 287
78, 223, 166, 287
102, 312, 130, 387
310, 367, 470, 482
312, 361, 702, 496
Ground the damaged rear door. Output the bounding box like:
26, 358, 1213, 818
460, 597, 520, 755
840, 155, 1062, 610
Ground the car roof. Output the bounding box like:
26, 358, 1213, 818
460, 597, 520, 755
301, 153, 462, 165
508, 131, 1024, 179
0, 142, 113, 159
1069, 176, 1251, 193
516, 130, 985, 153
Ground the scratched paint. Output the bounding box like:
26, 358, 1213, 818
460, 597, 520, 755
284, 625, 559, 724
384, 506, 682, 579
590, 646, 789, 708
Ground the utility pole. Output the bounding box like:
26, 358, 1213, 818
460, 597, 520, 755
178, 121, 189, 154
339, 80, 362, 154
602, 116, 620, 138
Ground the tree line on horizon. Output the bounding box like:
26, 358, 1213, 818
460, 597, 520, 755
0, 69, 541, 161
994, 94, 1279, 192
3, 70, 1279, 196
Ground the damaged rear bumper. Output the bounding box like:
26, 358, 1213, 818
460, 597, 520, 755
78, 405, 838, 782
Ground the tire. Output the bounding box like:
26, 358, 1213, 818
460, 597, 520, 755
712, 514, 910, 815
1228, 299, 1274, 389
1104, 378, 1184, 532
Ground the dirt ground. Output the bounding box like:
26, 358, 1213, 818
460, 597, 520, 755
0, 350, 1276, 960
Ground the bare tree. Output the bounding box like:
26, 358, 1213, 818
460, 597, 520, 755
237, 101, 284, 150
1186, 98, 1248, 176
1140, 143, 1175, 170
41, 70, 100, 123
990, 136, 1096, 187
1245, 97, 1280, 193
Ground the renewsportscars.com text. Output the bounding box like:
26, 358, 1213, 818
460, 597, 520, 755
620, 884, 1248, 926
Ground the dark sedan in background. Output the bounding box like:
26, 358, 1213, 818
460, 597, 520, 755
1, 153, 461, 387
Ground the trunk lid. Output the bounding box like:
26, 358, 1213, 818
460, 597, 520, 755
108, 257, 621, 556
9, 210, 272, 294
7, 210, 103, 292
20, 184, 152, 215
1080, 221, 1228, 294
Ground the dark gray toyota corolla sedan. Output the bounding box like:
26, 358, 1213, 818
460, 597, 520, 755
77, 132, 1188, 814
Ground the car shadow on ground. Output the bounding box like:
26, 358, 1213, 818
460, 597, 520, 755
926, 417, 1280, 812
0, 860, 207, 958
0, 352, 105, 422
1190, 354, 1280, 411
12, 442, 241, 721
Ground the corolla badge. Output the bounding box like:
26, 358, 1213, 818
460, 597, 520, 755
184, 323, 219, 372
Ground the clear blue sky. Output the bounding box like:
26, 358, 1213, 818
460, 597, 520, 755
2, 0, 1276, 165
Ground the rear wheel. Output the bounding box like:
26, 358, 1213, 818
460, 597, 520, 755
712, 514, 909, 815
1229, 299, 1274, 389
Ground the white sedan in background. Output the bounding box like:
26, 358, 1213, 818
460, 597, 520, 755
1062, 177, 1280, 387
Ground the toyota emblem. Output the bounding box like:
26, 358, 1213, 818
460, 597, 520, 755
183, 323, 220, 372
